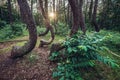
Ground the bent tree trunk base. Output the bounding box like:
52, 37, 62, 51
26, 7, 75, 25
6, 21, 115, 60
10, 0, 37, 59
49, 43, 65, 56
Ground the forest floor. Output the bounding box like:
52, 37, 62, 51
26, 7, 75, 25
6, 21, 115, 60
0, 40, 56, 80
0, 34, 120, 80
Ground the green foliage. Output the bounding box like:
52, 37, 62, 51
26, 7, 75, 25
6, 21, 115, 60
0, 22, 25, 41
95, 30, 120, 52
37, 26, 46, 34
0, 19, 7, 29
0, 4, 24, 41
56, 22, 69, 36
99, 0, 120, 31
0, 4, 20, 23
50, 32, 119, 80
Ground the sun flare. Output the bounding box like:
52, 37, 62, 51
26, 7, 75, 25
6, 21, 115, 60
49, 12, 55, 19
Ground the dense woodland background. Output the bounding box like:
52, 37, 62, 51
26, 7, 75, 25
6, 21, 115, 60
0, 0, 120, 80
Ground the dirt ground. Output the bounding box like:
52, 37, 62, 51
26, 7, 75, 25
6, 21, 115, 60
0, 42, 56, 80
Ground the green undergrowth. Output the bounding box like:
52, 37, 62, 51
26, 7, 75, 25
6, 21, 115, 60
50, 30, 120, 80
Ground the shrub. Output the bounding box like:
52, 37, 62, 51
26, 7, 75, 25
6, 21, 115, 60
50, 32, 119, 80
56, 22, 69, 36
0, 22, 25, 41
37, 26, 46, 34
0, 19, 7, 29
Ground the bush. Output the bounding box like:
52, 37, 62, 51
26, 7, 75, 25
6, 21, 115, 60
98, 0, 120, 31
50, 32, 119, 80
56, 22, 69, 36
36, 26, 46, 34
0, 22, 25, 41
0, 19, 7, 29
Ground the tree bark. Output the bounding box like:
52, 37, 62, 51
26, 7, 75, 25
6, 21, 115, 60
53, 0, 57, 33
89, 0, 93, 20
38, 0, 55, 47
68, 0, 79, 36
45, 0, 48, 18
68, 0, 86, 36
10, 0, 37, 59
92, 0, 100, 32
31, 0, 33, 13
78, 0, 86, 34
7, 0, 13, 24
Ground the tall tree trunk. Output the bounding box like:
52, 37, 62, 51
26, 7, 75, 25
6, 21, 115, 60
67, 3, 70, 25
78, 0, 86, 34
45, 0, 48, 18
31, 0, 33, 13
7, 0, 13, 24
38, 0, 55, 47
10, 0, 37, 59
68, 0, 79, 36
53, 0, 57, 33
92, 0, 100, 32
84, 0, 89, 21
89, 0, 93, 20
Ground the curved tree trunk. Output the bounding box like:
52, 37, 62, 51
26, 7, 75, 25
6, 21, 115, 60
10, 0, 37, 59
38, 0, 55, 47
38, 0, 49, 36
92, 0, 100, 32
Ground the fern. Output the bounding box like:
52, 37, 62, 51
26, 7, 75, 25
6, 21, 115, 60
50, 33, 119, 80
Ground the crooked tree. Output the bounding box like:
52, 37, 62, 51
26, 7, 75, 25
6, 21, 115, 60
10, 0, 37, 59
38, 0, 55, 47
50, 0, 87, 53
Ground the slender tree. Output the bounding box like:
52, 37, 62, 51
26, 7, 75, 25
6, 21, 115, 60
89, 0, 93, 20
30, 0, 33, 13
78, 0, 86, 34
7, 0, 13, 24
92, 0, 100, 32
10, 0, 37, 59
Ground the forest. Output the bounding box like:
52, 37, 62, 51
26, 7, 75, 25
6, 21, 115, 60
0, 0, 120, 80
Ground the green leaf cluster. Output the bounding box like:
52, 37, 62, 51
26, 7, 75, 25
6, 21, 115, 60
50, 33, 119, 80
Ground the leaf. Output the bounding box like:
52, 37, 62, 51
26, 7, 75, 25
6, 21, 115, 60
67, 47, 72, 53
78, 45, 87, 52
59, 76, 65, 80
